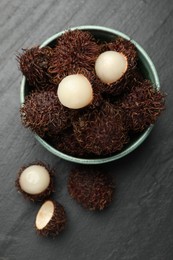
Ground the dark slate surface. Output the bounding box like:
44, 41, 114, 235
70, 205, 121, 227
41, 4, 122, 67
0, 0, 173, 259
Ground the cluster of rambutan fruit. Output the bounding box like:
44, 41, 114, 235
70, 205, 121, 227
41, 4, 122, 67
15, 162, 114, 236
18, 30, 165, 158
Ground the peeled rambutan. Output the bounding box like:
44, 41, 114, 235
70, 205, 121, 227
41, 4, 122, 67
68, 167, 115, 210
103, 37, 137, 69
20, 90, 71, 137
17, 46, 54, 89
48, 30, 100, 84
73, 101, 128, 155
66, 68, 103, 109
121, 80, 165, 132
15, 162, 54, 202
98, 37, 138, 96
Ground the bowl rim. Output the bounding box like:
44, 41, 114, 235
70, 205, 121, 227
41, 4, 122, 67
20, 25, 160, 164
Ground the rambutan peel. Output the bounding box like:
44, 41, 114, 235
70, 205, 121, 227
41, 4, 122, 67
35, 200, 67, 236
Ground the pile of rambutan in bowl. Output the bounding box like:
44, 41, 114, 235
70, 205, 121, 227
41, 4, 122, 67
19, 25, 165, 164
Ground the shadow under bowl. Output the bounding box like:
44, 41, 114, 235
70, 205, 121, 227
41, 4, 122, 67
20, 25, 160, 164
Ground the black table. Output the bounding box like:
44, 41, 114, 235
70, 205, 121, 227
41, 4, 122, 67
1, 0, 173, 259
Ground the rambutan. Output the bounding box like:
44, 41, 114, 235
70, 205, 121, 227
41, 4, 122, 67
102, 68, 145, 105
17, 46, 54, 89
121, 80, 165, 132
64, 68, 103, 109
15, 162, 54, 202
48, 30, 100, 84
73, 102, 128, 155
68, 167, 115, 210
50, 128, 87, 157
97, 37, 138, 96
20, 90, 71, 137
102, 37, 137, 69
35, 200, 67, 236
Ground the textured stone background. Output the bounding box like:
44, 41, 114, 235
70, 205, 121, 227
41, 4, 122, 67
0, 0, 173, 259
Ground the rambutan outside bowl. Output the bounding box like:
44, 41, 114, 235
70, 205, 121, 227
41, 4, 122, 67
20, 25, 160, 164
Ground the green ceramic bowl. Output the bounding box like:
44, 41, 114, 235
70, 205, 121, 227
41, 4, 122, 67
20, 25, 160, 164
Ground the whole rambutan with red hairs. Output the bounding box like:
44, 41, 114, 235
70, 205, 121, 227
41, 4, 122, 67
73, 101, 128, 155
49, 127, 87, 157
48, 30, 101, 84
17, 46, 54, 89
68, 167, 115, 211
20, 90, 71, 137
102, 68, 144, 105
121, 80, 165, 132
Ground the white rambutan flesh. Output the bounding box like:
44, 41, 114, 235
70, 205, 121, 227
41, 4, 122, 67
19, 165, 50, 195
57, 74, 93, 109
95, 51, 128, 84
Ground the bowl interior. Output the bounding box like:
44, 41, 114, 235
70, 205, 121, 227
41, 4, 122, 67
20, 25, 160, 164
